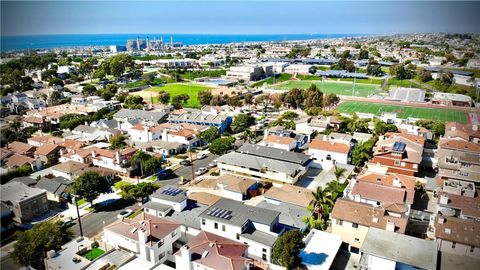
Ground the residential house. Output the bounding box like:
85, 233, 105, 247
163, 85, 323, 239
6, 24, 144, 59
103, 213, 181, 264
175, 231, 251, 270
4, 154, 42, 171
259, 135, 296, 151
3, 141, 36, 157
434, 215, 480, 258
217, 143, 312, 184
216, 174, 257, 201
444, 122, 480, 143
51, 161, 90, 181
369, 133, 425, 176
27, 135, 64, 147
437, 139, 480, 184
36, 176, 72, 204
91, 147, 137, 175
260, 127, 309, 150
1, 181, 49, 224
308, 139, 351, 169
34, 143, 62, 164
331, 198, 408, 253
144, 185, 187, 217
199, 198, 280, 262
72, 125, 120, 142
113, 109, 167, 129
359, 227, 437, 270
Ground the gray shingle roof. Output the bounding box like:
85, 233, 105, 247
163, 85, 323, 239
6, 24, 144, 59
1, 181, 46, 205
236, 143, 311, 165
150, 185, 187, 203
164, 201, 208, 230
199, 198, 280, 227
36, 178, 68, 196
113, 109, 166, 122
143, 201, 172, 212
11, 177, 37, 187
168, 111, 230, 124
256, 201, 308, 229
241, 226, 277, 247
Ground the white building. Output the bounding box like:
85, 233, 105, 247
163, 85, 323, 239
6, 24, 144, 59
308, 139, 350, 169
284, 64, 315, 75
144, 185, 187, 216
103, 213, 181, 264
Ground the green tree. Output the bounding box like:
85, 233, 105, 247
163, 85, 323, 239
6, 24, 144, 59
322, 93, 340, 107
373, 119, 398, 135
199, 127, 220, 144
123, 95, 144, 109
366, 64, 382, 76
110, 134, 127, 150
243, 93, 254, 108
231, 114, 255, 134
304, 84, 323, 109
240, 128, 256, 143
358, 49, 369, 60
49, 78, 64, 87
272, 230, 305, 270
121, 182, 160, 201
209, 137, 235, 155
417, 68, 433, 82
142, 72, 156, 84
82, 84, 97, 96
198, 90, 213, 106
71, 172, 111, 206
227, 96, 241, 108
310, 186, 334, 218
351, 137, 377, 166
157, 91, 170, 104
11, 221, 73, 270
283, 88, 305, 109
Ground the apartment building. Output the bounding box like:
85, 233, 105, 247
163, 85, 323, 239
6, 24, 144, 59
103, 213, 181, 264
434, 215, 480, 258
217, 143, 312, 184
437, 139, 480, 184
168, 111, 232, 134
1, 181, 49, 224
444, 122, 480, 143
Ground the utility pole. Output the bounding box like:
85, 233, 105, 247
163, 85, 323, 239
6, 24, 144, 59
353, 66, 357, 96
73, 196, 84, 237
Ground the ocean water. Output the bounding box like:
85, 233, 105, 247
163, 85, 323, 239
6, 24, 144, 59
1, 33, 360, 51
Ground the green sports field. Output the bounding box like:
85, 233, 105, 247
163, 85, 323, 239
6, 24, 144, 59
273, 80, 382, 97
337, 101, 467, 123
148, 83, 212, 108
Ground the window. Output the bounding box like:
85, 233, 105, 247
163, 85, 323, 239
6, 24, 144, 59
262, 248, 267, 253
394, 160, 401, 166
326, 154, 332, 161
158, 240, 164, 247
352, 223, 359, 229
171, 230, 177, 237
158, 252, 165, 260
262, 253, 267, 261
452, 242, 456, 248
471, 246, 475, 252
401, 162, 406, 167
145, 209, 149, 213
185, 226, 189, 232
336, 219, 343, 226
214, 222, 218, 229
413, 164, 418, 169
222, 225, 226, 232
202, 219, 205, 225
459, 171, 469, 177
236, 233, 240, 240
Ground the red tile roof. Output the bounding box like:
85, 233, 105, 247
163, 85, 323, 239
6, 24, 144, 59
309, 139, 350, 154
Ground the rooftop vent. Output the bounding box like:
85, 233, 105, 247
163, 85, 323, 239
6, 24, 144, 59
202, 250, 209, 258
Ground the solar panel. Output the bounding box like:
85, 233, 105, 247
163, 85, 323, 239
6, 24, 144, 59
161, 187, 183, 196
392, 141, 406, 152
208, 208, 233, 220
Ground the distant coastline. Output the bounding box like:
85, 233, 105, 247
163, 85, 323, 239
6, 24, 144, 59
1, 33, 363, 51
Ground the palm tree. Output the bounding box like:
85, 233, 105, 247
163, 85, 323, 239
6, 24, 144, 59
131, 150, 151, 176
326, 180, 348, 202
242, 128, 256, 143
310, 186, 333, 218
333, 165, 347, 181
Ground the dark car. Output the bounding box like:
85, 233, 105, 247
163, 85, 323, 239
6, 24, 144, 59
180, 160, 192, 166
156, 169, 173, 180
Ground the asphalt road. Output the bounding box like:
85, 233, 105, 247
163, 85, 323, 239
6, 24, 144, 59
154, 154, 219, 186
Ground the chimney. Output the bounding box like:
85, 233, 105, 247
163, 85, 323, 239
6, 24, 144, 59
179, 245, 193, 270
116, 151, 121, 163
439, 194, 448, 205
91, 150, 96, 158
386, 221, 395, 232
392, 178, 401, 188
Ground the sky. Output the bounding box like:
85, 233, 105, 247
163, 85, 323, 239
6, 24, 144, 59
1, 1, 480, 36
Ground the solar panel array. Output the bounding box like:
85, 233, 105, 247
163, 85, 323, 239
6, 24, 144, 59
392, 141, 406, 152
161, 187, 183, 196
207, 207, 233, 220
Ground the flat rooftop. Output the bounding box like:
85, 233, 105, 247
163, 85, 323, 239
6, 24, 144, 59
300, 229, 342, 270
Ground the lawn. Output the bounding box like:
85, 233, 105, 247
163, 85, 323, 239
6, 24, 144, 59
83, 248, 105, 261
75, 198, 86, 206
128, 209, 144, 219
273, 80, 382, 97
148, 83, 213, 108
114, 180, 131, 191
336, 101, 467, 123
251, 73, 293, 87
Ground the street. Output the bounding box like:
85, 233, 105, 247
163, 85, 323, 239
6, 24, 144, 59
154, 154, 219, 186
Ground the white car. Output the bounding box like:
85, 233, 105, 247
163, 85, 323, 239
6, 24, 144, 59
197, 153, 207, 159
117, 209, 133, 219
195, 167, 208, 176
208, 160, 218, 168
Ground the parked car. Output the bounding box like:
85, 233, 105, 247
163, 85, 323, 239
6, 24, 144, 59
61, 218, 75, 228
117, 209, 133, 219
195, 167, 208, 176
208, 160, 217, 168
156, 169, 173, 180
197, 153, 207, 159
180, 160, 192, 166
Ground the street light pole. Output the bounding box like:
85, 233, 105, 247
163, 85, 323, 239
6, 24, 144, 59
73, 196, 84, 237
189, 141, 195, 182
